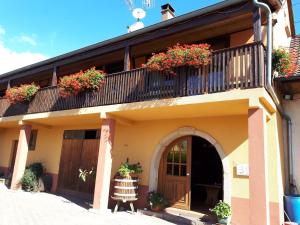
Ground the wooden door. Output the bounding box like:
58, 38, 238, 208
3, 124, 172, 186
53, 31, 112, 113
58, 139, 83, 191
158, 136, 191, 210
78, 139, 100, 194
9, 140, 18, 173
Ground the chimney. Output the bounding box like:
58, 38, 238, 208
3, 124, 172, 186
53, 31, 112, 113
161, 3, 175, 21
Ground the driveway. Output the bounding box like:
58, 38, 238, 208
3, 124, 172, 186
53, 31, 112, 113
0, 185, 175, 225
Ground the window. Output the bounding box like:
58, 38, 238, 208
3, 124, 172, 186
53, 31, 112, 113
63, 130, 100, 140
166, 139, 187, 177
29, 130, 38, 151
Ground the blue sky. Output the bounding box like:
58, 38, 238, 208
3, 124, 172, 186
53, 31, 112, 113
0, 0, 299, 74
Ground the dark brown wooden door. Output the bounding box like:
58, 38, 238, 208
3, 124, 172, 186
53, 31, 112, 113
78, 139, 100, 194
58, 138, 99, 195
158, 136, 191, 210
9, 140, 18, 173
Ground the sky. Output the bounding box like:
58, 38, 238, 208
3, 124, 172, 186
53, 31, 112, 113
0, 0, 299, 74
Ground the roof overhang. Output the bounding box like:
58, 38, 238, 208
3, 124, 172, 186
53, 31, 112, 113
0, 0, 280, 83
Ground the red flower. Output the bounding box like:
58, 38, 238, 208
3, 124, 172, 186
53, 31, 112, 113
143, 43, 211, 74
58, 67, 105, 97
5, 83, 40, 104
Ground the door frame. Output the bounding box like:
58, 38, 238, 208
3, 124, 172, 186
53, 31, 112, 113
150, 127, 232, 205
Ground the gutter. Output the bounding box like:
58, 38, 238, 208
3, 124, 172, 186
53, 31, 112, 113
252, 0, 295, 194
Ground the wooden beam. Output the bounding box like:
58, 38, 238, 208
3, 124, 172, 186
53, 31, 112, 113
253, 7, 262, 42
100, 112, 134, 126
18, 120, 52, 129
124, 46, 131, 71
7, 80, 11, 89
51, 67, 58, 86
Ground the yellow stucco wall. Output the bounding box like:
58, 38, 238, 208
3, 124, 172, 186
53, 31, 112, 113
0, 109, 284, 203
112, 115, 249, 199
0, 128, 19, 168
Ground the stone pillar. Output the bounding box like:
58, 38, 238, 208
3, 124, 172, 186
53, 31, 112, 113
11, 124, 32, 190
248, 108, 270, 225
93, 118, 116, 210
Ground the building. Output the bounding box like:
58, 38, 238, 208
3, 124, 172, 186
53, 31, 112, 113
0, 0, 296, 225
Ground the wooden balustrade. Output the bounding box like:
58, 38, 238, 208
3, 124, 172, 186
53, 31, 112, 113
0, 42, 266, 118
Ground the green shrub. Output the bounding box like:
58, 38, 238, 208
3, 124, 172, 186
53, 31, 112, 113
147, 191, 169, 209
21, 169, 38, 192
211, 201, 231, 219
28, 163, 44, 178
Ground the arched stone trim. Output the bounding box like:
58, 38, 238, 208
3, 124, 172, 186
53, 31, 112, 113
149, 126, 232, 204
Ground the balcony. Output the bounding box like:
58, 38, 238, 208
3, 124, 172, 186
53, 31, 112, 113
0, 42, 265, 118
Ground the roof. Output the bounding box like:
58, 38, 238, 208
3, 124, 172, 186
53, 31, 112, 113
290, 35, 300, 76
0, 0, 281, 82
275, 36, 300, 94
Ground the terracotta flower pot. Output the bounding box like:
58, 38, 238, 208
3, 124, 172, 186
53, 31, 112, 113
216, 217, 229, 225
151, 205, 164, 212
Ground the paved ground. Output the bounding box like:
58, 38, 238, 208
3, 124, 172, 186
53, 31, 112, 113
0, 185, 176, 225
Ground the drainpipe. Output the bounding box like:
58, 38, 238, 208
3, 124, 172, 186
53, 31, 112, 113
252, 0, 295, 194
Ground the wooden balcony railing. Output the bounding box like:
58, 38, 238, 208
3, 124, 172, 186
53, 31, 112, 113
0, 42, 266, 118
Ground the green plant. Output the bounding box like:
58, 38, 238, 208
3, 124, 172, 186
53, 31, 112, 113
5, 83, 40, 104
20, 169, 38, 192
147, 191, 169, 209
272, 48, 297, 78
211, 201, 231, 220
58, 67, 105, 97
117, 162, 143, 177
28, 163, 44, 178
78, 168, 95, 182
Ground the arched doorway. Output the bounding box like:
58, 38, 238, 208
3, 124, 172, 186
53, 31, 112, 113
157, 135, 224, 212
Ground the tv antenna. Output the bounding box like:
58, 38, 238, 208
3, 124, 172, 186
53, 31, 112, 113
125, 0, 155, 32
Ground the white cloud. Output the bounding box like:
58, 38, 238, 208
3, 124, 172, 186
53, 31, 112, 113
18, 35, 37, 46
0, 25, 48, 74
0, 41, 48, 74
0, 26, 5, 36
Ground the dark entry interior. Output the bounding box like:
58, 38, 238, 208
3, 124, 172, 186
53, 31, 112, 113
191, 136, 223, 211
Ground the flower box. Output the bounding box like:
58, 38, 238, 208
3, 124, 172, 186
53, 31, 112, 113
5, 83, 40, 104
144, 43, 211, 74
58, 67, 105, 97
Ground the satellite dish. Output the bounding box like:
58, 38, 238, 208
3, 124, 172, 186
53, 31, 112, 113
132, 8, 146, 20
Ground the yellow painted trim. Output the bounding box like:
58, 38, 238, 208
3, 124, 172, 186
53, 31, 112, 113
0, 88, 276, 124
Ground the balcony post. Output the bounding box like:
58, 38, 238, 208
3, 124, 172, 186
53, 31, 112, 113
248, 108, 270, 225
93, 118, 116, 210
253, 7, 262, 42
51, 66, 58, 86
124, 46, 131, 71
7, 80, 11, 89
10, 124, 32, 190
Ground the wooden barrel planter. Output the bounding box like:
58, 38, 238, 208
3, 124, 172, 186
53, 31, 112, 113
111, 175, 139, 213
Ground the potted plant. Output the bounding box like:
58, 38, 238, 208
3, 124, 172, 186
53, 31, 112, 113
147, 191, 169, 212
117, 162, 143, 177
144, 43, 211, 74
272, 48, 297, 78
111, 162, 143, 204
211, 201, 231, 225
58, 67, 105, 97
5, 83, 40, 104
